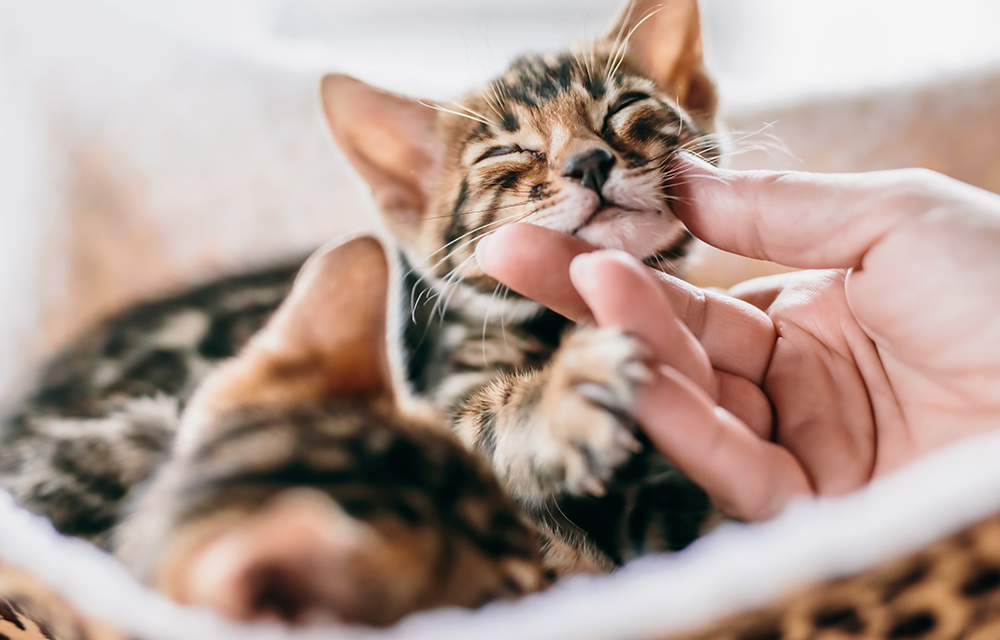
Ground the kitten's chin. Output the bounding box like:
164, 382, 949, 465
574, 209, 684, 259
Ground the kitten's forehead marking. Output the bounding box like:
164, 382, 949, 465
458, 48, 669, 157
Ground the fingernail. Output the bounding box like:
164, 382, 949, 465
474, 232, 495, 268
568, 251, 598, 283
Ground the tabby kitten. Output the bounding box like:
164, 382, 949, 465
321, 0, 720, 570
0, 0, 718, 602
117, 236, 547, 624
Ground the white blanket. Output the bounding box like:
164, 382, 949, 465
4, 428, 1000, 640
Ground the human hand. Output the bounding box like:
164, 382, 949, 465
475, 157, 1000, 521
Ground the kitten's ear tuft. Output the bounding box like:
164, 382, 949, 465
321, 74, 441, 232
603, 0, 716, 121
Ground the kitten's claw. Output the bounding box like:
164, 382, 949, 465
579, 475, 607, 497
530, 327, 649, 498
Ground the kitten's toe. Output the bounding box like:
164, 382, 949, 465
538, 327, 650, 496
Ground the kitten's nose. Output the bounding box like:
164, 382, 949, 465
561, 148, 615, 196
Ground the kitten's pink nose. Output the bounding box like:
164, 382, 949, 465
561, 148, 615, 196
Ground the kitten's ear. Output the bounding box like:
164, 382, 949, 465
603, 0, 716, 120
179, 236, 395, 447
321, 74, 441, 232
256, 234, 394, 401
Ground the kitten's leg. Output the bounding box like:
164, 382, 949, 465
453, 326, 650, 503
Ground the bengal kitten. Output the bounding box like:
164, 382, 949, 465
122, 236, 546, 624
321, 0, 720, 571
0, 0, 719, 612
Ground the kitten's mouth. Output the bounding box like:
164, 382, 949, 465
570, 201, 641, 235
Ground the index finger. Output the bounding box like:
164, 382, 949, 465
671, 155, 954, 269
476, 223, 775, 384
475, 224, 595, 323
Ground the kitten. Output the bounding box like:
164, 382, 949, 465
0, 0, 719, 608
321, 0, 720, 570
117, 236, 548, 624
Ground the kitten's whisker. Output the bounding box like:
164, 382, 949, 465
667, 124, 794, 165
416, 202, 532, 271
550, 498, 586, 538
487, 80, 508, 116
607, 5, 663, 82
418, 100, 493, 127
605, 0, 638, 78
417, 198, 533, 222
572, 48, 596, 82
449, 101, 497, 127
419, 211, 533, 320
424, 207, 536, 317
434, 253, 479, 320
482, 281, 504, 365
418, 202, 533, 270
499, 283, 511, 349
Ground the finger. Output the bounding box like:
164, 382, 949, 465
570, 251, 714, 394
670, 154, 940, 269
647, 271, 775, 385
636, 367, 812, 521
479, 224, 776, 383
715, 370, 772, 440
569, 249, 774, 433
726, 273, 789, 312
475, 224, 595, 323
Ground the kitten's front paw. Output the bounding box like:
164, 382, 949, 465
529, 328, 651, 497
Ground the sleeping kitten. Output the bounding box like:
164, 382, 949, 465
0, 0, 720, 608
115, 236, 548, 624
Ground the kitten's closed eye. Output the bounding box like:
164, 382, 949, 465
474, 145, 544, 164
607, 91, 651, 117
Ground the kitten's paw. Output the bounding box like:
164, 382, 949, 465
532, 327, 651, 497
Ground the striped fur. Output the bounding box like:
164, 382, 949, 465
323, 0, 723, 572
2, 238, 549, 625
0, 0, 724, 621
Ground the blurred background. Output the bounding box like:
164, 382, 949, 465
96, 0, 1000, 102
1, 0, 1000, 396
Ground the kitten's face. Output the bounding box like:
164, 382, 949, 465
429, 46, 714, 275
323, 0, 715, 301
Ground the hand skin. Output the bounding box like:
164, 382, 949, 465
475, 156, 1000, 522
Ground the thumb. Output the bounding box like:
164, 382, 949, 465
670, 154, 947, 269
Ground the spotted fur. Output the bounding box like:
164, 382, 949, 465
2, 238, 547, 625
662, 514, 1000, 640
1, 0, 721, 610
322, 0, 722, 571
0, 562, 126, 640
0, 261, 302, 549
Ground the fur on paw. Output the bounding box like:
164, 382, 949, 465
531, 327, 651, 497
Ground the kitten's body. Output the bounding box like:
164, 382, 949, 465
0, 0, 721, 619
0, 261, 302, 549
317, 0, 722, 570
